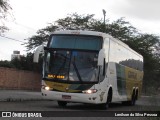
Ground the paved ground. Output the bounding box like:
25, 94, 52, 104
0, 90, 160, 103
0, 90, 159, 120
0, 90, 43, 101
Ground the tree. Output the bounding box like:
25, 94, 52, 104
0, 0, 12, 34
10, 53, 42, 72
24, 14, 138, 51
124, 34, 160, 93
0, 60, 14, 68
24, 13, 160, 94
24, 13, 96, 51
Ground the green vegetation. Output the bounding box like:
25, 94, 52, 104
25, 13, 160, 95
0, 53, 42, 72
0, 0, 11, 33
1, 13, 159, 95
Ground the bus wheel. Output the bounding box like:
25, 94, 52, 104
123, 92, 136, 106
57, 101, 67, 107
99, 102, 109, 110
135, 90, 138, 100
100, 90, 112, 109
129, 91, 136, 105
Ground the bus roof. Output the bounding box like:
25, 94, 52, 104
52, 30, 106, 37
52, 30, 127, 46
51, 30, 143, 58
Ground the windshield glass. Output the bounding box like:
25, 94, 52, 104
44, 50, 99, 83
49, 35, 102, 50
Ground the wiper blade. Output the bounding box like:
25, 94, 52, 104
53, 54, 68, 80
72, 57, 83, 83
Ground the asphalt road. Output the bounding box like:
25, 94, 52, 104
0, 95, 160, 120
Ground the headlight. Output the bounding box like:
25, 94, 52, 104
42, 86, 50, 90
82, 89, 97, 94
44, 86, 50, 91
42, 85, 50, 90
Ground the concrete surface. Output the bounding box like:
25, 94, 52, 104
0, 90, 159, 103
0, 90, 44, 102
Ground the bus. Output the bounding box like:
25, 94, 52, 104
33, 30, 143, 109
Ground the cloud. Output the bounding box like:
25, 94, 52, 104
110, 0, 160, 21
0, 38, 26, 60
1, 0, 160, 61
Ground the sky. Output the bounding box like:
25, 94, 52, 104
0, 0, 160, 60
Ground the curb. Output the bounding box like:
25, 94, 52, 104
0, 98, 45, 102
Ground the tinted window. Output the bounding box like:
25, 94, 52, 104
44, 50, 99, 83
109, 40, 143, 71
49, 35, 102, 50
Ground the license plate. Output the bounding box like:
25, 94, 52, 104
62, 95, 71, 99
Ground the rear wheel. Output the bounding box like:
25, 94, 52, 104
129, 92, 136, 105
135, 90, 138, 100
57, 101, 67, 107
122, 91, 136, 106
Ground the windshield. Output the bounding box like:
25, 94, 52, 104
49, 35, 102, 50
44, 49, 99, 83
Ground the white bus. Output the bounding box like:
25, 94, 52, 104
34, 30, 143, 109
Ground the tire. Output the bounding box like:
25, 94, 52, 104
99, 102, 109, 110
135, 90, 138, 100
129, 93, 136, 105
130, 91, 136, 105
57, 101, 67, 107
122, 91, 136, 106
100, 90, 112, 110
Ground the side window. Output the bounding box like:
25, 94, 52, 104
43, 52, 50, 77
98, 66, 104, 82
109, 40, 119, 63
103, 37, 109, 63
99, 58, 106, 76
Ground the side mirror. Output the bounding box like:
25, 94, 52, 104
98, 49, 105, 66
98, 49, 106, 76
33, 45, 44, 63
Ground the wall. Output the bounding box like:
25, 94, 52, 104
0, 67, 41, 91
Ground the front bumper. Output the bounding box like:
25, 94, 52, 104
41, 89, 99, 104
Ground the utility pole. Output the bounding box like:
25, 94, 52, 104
102, 9, 106, 32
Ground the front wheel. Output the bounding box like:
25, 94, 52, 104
99, 102, 109, 110
57, 101, 67, 107
100, 91, 112, 109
